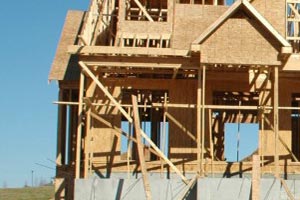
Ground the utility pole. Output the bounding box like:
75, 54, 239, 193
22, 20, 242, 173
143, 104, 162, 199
31, 170, 34, 187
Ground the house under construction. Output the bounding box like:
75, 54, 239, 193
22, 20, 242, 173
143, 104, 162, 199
49, 0, 300, 199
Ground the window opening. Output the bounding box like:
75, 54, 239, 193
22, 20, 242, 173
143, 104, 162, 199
291, 94, 300, 161
121, 89, 169, 161
212, 91, 259, 161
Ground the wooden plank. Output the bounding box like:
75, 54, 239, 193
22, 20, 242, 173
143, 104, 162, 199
280, 178, 295, 200
201, 66, 206, 175
132, 95, 152, 200
84, 108, 92, 178
197, 68, 202, 175
161, 93, 167, 175
55, 101, 300, 111
75, 72, 85, 179
68, 45, 190, 56
79, 61, 133, 123
133, 0, 154, 22
177, 175, 198, 200
165, 112, 196, 142
208, 109, 214, 176
252, 155, 260, 200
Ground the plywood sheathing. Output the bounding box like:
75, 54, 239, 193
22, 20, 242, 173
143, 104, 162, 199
172, 5, 228, 49
49, 11, 85, 81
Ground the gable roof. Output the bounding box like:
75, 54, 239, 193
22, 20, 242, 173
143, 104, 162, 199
192, 0, 292, 53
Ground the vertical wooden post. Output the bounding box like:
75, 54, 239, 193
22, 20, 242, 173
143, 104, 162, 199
201, 65, 206, 175
161, 92, 168, 176
208, 109, 214, 176
274, 66, 279, 178
197, 68, 202, 175
127, 107, 132, 179
132, 95, 152, 200
261, 113, 265, 169
56, 89, 66, 167
252, 155, 261, 200
76, 72, 85, 179
84, 108, 92, 178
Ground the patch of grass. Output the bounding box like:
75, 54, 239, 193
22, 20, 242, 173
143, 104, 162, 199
0, 185, 54, 200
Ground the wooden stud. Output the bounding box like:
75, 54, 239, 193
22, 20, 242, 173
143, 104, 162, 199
201, 66, 206, 174
132, 95, 152, 200
274, 66, 279, 178
197, 68, 202, 175
127, 107, 132, 179
75, 72, 85, 179
84, 108, 91, 178
208, 109, 214, 176
161, 93, 168, 176
56, 90, 67, 167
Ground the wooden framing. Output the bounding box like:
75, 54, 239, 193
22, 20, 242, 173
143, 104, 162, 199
75, 72, 85, 179
50, 0, 300, 199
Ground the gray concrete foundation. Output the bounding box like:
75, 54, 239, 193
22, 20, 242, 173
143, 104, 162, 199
74, 173, 300, 200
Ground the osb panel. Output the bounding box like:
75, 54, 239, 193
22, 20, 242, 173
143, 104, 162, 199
252, 0, 285, 36
200, 18, 281, 65
168, 80, 197, 160
91, 118, 122, 162
172, 5, 228, 49
49, 11, 84, 81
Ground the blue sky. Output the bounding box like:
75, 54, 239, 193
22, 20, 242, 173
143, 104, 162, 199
0, 1, 88, 188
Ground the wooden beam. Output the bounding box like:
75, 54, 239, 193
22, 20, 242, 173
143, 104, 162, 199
132, 0, 154, 22
132, 95, 152, 200
68, 45, 190, 57
75, 72, 85, 179
252, 155, 260, 200
79, 61, 132, 123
